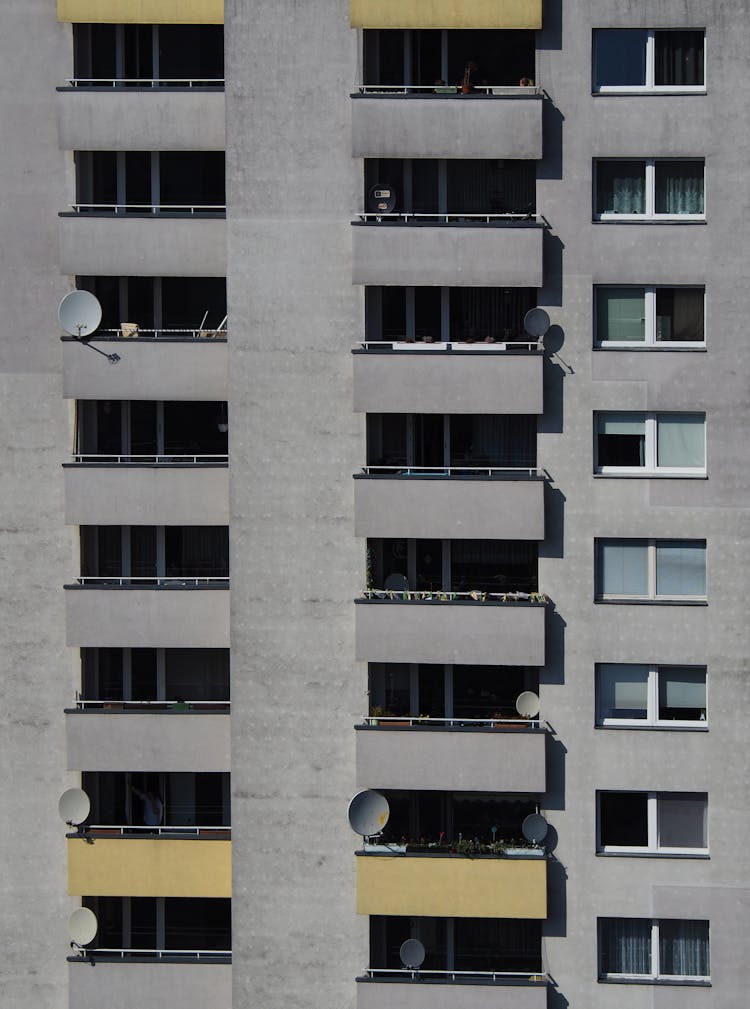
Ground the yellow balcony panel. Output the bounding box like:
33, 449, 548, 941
58, 0, 223, 23
67, 837, 231, 897
350, 0, 541, 29
356, 854, 546, 918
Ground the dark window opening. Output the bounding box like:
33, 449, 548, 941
73, 24, 224, 84
599, 792, 648, 847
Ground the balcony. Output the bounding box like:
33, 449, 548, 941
352, 222, 543, 287
352, 93, 542, 160
355, 473, 544, 540
57, 89, 225, 151
350, 0, 542, 29
356, 722, 546, 792
67, 834, 231, 897
357, 979, 548, 1009
356, 852, 546, 917
66, 585, 230, 648
65, 465, 228, 526
356, 598, 545, 665
66, 709, 230, 772
69, 961, 231, 1009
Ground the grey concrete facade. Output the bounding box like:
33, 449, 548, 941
357, 982, 547, 1009
69, 962, 231, 1009
66, 712, 230, 773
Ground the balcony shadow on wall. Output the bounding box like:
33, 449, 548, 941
538, 101, 563, 181
540, 483, 564, 560
538, 325, 567, 438
547, 987, 570, 1009
542, 734, 565, 811
541, 0, 562, 50
544, 854, 568, 940
540, 601, 565, 686
541, 233, 564, 308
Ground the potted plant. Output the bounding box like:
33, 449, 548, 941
461, 61, 478, 94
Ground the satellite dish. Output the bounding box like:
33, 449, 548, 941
348, 790, 390, 837
368, 183, 397, 215
523, 308, 551, 339
522, 813, 549, 845
58, 788, 90, 826
384, 572, 409, 591
399, 938, 426, 969
68, 907, 98, 946
58, 290, 102, 339
516, 691, 540, 718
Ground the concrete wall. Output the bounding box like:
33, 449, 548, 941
352, 350, 543, 414
59, 216, 226, 276
534, 2, 750, 1006
355, 601, 546, 665
64, 466, 229, 526
354, 476, 545, 539
62, 340, 228, 400
0, 6, 72, 1008
352, 95, 543, 160
69, 963, 231, 1009
356, 726, 546, 792
65, 588, 230, 648
352, 224, 543, 287
57, 90, 225, 151
66, 711, 230, 772
357, 982, 547, 1009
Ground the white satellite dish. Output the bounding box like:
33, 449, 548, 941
348, 790, 390, 837
68, 907, 98, 946
522, 813, 549, 845
400, 938, 426, 969
523, 307, 551, 339
516, 691, 540, 718
58, 291, 102, 338
58, 788, 90, 826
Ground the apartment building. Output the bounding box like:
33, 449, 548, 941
1, 1, 748, 1008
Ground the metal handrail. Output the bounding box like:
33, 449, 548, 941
357, 212, 536, 223
363, 968, 549, 982
73, 699, 230, 709
362, 715, 541, 728
79, 327, 227, 340
68, 204, 226, 214
357, 340, 540, 351
84, 824, 230, 836
70, 454, 228, 464
78, 948, 231, 960
356, 84, 542, 95
362, 589, 547, 603
360, 465, 540, 477
65, 78, 224, 87
74, 576, 229, 586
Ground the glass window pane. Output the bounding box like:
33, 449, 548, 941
600, 792, 648, 846
594, 29, 647, 88
596, 161, 646, 215
598, 664, 649, 720
600, 919, 652, 975
658, 667, 706, 721
655, 541, 706, 597
655, 31, 704, 86
658, 794, 707, 848
596, 288, 645, 343
597, 413, 646, 467
655, 161, 704, 214
599, 540, 649, 596
656, 288, 704, 342
659, 920, 709, 977
656, 414, 705, 468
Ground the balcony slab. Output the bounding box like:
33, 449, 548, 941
350, 0, 542, 29
357, 981, 547, 1009
69, 962, 231, 1009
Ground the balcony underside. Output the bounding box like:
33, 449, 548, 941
356, 854, 546, 918
69, 962, 231, 1009
68, 837, 231, 897
354, 477, 544, 540
66, 711, 230, 772
352, 95, 542, 160
58, 0, 224, 23
356, 600, 545, 665
350, 0, 542, 29
357, 980, 548, 1009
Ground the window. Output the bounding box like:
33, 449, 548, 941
596, 664, 707, 726
595, 286, 704, 346
595, 413, 705, 474
599, 919, 710, 982
595, 539, 706, 601
593, 29, 705, 92
594, 160, 704, 220
598, 792, 707, 854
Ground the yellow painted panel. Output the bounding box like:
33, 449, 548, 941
357, 855, 546, 918
350, 0, 541, 29
58, 0, 223, 24
68, 837, 231, 897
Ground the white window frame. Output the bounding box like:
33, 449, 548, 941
594, 285, 706, 348
594, 159, 706, 222
595, 663, 707, 728
593, 29, 707, 95
596, 791, 708, 855
595, 538, 707, 602
598, 918, 711, 983
594, 412, 706, 476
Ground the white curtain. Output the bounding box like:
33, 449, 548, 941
602, 919, 651, 974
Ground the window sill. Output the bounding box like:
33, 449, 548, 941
599, 976, 711, 987
595, 723, 708, 732
592, 88, 706, 97
596, 850, 709, 859
593, 472, 707, 480
595, 598, 707, 606
593, 344, 706, 352
593, 217, 706, 225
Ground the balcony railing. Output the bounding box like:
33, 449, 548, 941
362, 589, 546, 603
356, 85, 542, 96
70, 948, 231, 962
72, 698, 229, 711
361, 715, 542, 729
71, 454, 228, 465
80, 825, 230, 838
73, 577, 229, 587
358, 341, 540, 352
65, 78, 224, 88
360, 465, 541, 478
360, 969, 549, 984
64, 327, 227, 341
357, 212, 536, 223
68, 204, 226, 216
